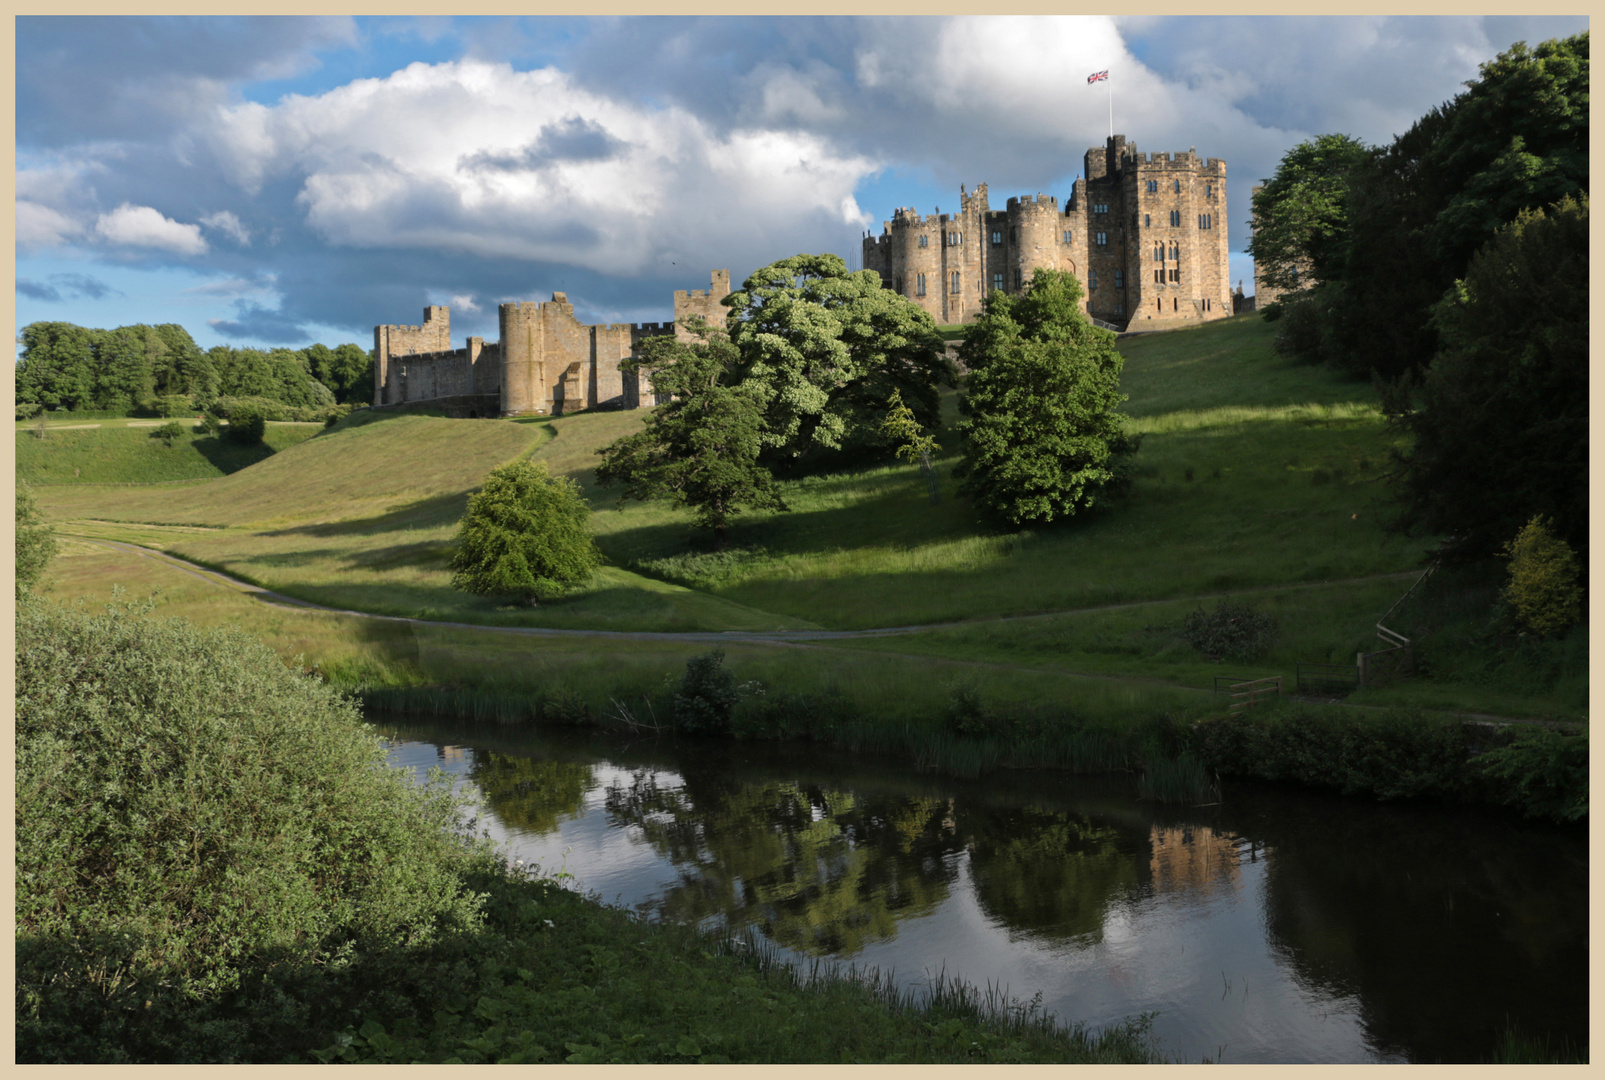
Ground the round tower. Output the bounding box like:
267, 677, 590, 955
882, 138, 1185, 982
1006, 194, 1064, 290
498, 302, 543, 416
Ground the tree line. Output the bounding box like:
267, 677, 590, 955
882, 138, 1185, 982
1249, 31, 1587, 570
14, 320, 373, 415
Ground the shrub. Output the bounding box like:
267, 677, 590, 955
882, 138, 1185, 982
223, 404, 268, 444
15, 599, 495, 1062
16, 482, 57, 600
325, 403, 354, 427
1182, 601, 1278, 663
675, 650, 738, 735
1474, 727, 1588, 821
150, 420, 187, 445
449, 460, 601, 606
1501, 516, 1582, 638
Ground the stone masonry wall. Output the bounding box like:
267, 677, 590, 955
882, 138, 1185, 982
374, 270, 731, 418
862, 134, 1232, 333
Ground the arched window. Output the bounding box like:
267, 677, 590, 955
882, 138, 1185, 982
950, 271, 961, 294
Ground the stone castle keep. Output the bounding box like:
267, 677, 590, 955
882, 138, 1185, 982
374, 134, 1229, 415
372, 271, 730, 416
862, 135, 1230, 330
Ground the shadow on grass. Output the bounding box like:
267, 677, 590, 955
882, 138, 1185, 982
258, 492, 471, 540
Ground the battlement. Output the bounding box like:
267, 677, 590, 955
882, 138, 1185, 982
1005, 193, 1060, 213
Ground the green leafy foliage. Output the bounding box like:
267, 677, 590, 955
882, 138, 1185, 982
449, 460, 600, 605
880, 388, 941, 503
596, 332, 787, 544
675, 649, 739, 735
1473, 727, 1587, 821
722, 253, 950, 466
1182, 601, 1278, 663
1390, 195, 1588, 564
1248, 133, 1371, 295
15, 599, 496, 1062
15, 481, 57, 599
1308, 32, 1588, 382
954, 270, 1137, 526
150, 419, 187, 445
222, 403, 268, 444
1500, 517, 1582, 638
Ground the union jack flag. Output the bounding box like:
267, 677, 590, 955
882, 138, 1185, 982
1087, 70, 1109, 84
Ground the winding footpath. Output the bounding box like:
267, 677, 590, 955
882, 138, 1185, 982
73, 535, 1565, 727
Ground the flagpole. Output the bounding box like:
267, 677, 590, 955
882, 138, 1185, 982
1107, 71, 1113, 140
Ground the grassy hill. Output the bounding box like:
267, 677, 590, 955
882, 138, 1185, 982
33, 315, 1587, 720
17, 417, 324, 485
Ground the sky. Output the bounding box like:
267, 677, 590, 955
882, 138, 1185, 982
15, 14, 1590, 352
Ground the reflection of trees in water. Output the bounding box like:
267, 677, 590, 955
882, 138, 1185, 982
1253, 796, 1588, 1062
604, 770, 964, 956
963, 804, 1143, 945
469, 752, 596, 836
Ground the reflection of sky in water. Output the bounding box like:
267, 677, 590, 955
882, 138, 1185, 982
385, 739, 1399, 1064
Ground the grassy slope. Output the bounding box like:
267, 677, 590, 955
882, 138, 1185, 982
18, 419, 323, 485
32, 315, 1584, 718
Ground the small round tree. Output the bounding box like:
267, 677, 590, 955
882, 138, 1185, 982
449, 460, 600, 606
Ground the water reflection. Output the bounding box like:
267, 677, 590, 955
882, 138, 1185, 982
381, 720, 1586, 1063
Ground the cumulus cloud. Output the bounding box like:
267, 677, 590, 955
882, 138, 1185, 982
17, 200, 86, 249
200, 210, 251, 245
448, 293, 481, 312
94, 204, 209, 255
202, 59, 877, 277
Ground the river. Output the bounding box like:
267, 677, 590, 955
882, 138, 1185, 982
379, 715, 1587, 1064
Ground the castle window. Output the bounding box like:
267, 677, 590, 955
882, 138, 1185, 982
950, 272, 961, 294
1154, 269, 1163, 284
1116, 302, 1124, 315
1153, 243, 1162, 261
1146, 180, 1158, 193
1173, 297, 1179, 311
1094, 202, 1109, 214
948, 231, 960, 246
1096, 231, 1108, 246
1199, 213, 1211, 229
1062, 229, 1073, 243
916, 273, 926, 296
993, 272, 1004, 292
1114, 269, 1124, 289
1170, 210, 1181, 227
1174, 179, 1181, 194
1157, 298, 1162, 311
894, 276, 903, 294
1169, 241, 1180, 260
1206, 184, 1214, 198
919, 234, 929, 248
991, 230, 1003, 245
1203, 298, 1211, 312
1090, 269, 1099, 290
1170, 268, 1181, 283
1014, 269, 1022, 288
1144, 213, 1151, 227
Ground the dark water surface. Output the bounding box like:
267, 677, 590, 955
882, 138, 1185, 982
378, 716, 1587, 1064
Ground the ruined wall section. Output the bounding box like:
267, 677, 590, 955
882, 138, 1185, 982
373, 306, 451, 406
672, 269, 732, 340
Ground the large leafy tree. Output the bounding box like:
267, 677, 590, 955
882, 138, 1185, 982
596, 332, 787, 547
1327, 32, 1588, 382
1390, 195, 1587, 567
1248, 133, 1370, 296
722, 253, 950, 467
954, 270, 1137, 527
449, 460, 601, 605
15, 482, 57, 600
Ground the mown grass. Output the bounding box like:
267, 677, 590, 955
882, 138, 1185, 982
32, 315, 1584, 721
17, 419, 323, 484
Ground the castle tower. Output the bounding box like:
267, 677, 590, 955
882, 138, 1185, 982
373, 305, 450, 406
498, 300, 547, 416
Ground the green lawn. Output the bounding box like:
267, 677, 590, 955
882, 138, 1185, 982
18, 417, 324, 485
32, 315, 1585, 720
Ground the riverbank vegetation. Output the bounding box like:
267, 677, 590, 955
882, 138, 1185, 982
15, 593, 1159, 1064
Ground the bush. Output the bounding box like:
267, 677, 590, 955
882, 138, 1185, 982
223, 404, 268, 444
16, 482, 57, 600
325, 403, 354, 427
150, 420, 187, 446
449, 460, 601, 606
15, 599, 495, 1062
1475, 727, 1588, 821
1270, 293, 1330, 364
1501, 516, 1582, 638
674, 650, 738, 735
1182, 601, 1278, 663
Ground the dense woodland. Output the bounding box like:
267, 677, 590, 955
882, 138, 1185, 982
1248, 31, 1588, 567
14, 321, 372, 414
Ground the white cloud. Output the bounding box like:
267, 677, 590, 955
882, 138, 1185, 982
183, 275, 275, 297
200, 210, 251, 246
448, 293, 480, 312
94, 203, 209, 255
203, 59, 880, 276
17, 200, 85, 249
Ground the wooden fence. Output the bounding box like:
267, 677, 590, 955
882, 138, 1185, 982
1213, 675, 1282, 711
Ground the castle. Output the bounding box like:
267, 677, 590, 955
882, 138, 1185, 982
862, 135, 1231, 331
372, 270, 731, 417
